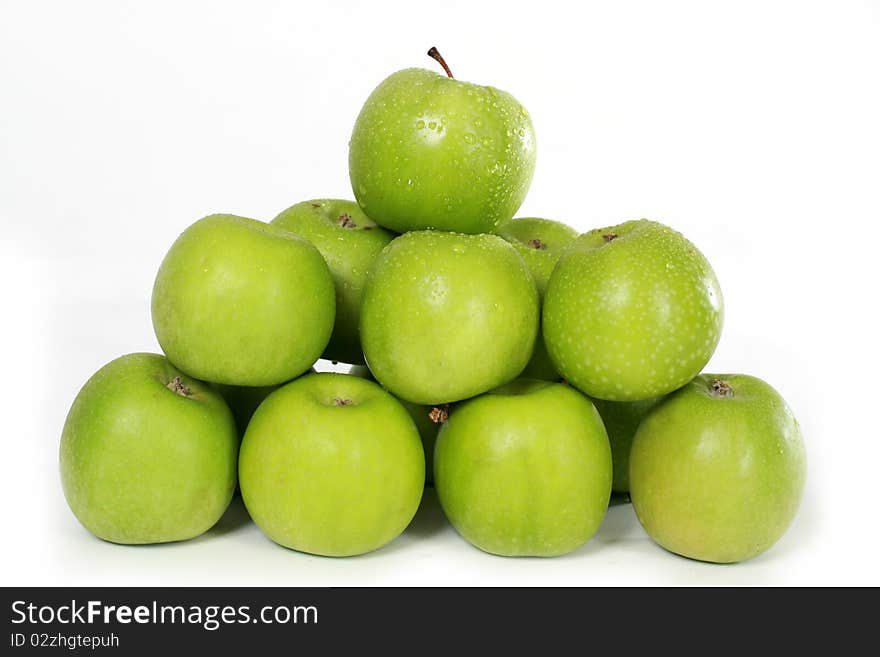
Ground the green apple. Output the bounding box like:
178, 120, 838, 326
239, 372, 424, 556
629, 374, 806, 563
543, 219, 723, 401
434, 379, 612, 556
60, 353, 238, 544
360, 230, 539, 404
272, 199, 396, 365
591, 395, 665, 493
349, 364, 440, 484
497, 217, 579, 380
152, 214, 335, 386
349, 48, 536, 234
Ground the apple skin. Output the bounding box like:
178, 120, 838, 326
591, 395, 665, 493
629, 374, 806, 563
360, 230, 539, 404
497, 217, 579, 380
60, 353, 238, 544
349, 364, 440, 484
152, 214, 335, 386
543, 219, 723, 401
434, 379, 612, 556
239, 372, 425, 556
349, 67, 536, 234
272, 200, 396, 365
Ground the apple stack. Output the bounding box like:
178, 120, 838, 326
60, 49, 805, 564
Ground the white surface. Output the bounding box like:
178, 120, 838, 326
1, 0, 878, 586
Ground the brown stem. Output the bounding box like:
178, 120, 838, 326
710, 379, 734, 398
166, 376, 191, 397
429, 405, 450, 423
427, 47, 454, 78
527, 238, 546, 250
337, 213, 357, 228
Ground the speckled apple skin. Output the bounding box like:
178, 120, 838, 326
239, 373, 425, 557
151, 214, 335, 386
360, 231, 539, 405
497, 217, 579, 380
60, 353, 238, 544
349, 68, 536, 234
629, 374, 806, 563
272, 200, 396, 365
543, 219, 723, 401
434, 380, 612, 557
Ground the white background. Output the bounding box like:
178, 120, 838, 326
2, 0, 878, 586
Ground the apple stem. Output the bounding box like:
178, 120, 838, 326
337, 213, 357, 229
427, 47, 454, 78
429, 405, 450, 423
527, 238, 546, 250
166, 376, 192, 397
710, 379, 734, 398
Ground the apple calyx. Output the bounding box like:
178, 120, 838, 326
337, 213, 358, 229
710, 379, 734, 398
602, 233, 618, 243
527, 238, 547, 250
427, 47, 454, 79
166, 376, 192, 397
429, 405, 450, 423
332, 397, 354, 406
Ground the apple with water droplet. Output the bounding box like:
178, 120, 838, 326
434, 379, 612, 556
360, 230, 539, 404
151, 214, 336, 386
629, 374, 806, 563
272, 199, 395, 365
60, 353, 238, 544
543, 219, 723, 401
239, 372, 424, 556
349, 48, 536, 234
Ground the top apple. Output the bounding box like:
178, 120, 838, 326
349, 48, 536, 234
